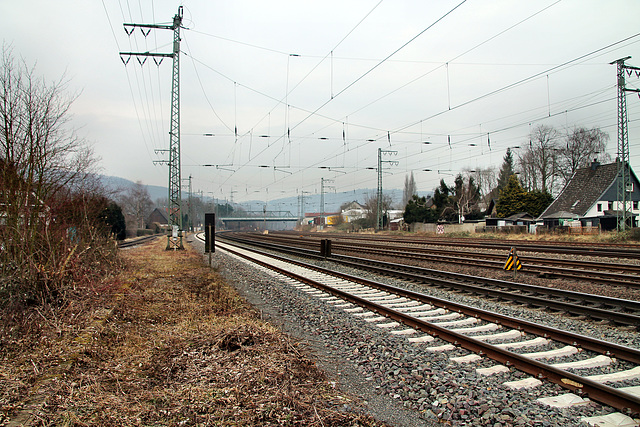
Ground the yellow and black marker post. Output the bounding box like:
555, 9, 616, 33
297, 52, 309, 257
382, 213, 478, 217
503, 247, 522, 278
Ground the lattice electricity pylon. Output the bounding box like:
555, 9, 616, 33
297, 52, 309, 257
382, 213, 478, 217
610, 57, 640, 231
120, 7, 184, 249
166, 7, 183, 249
320, 177, 334, 220
376, 148, 398, 231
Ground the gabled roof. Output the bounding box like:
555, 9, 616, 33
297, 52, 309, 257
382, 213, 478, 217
484, 198, 498, 216
505, 212, 534, 222
342, 201, 364, 211
541, 210, 580, 220
539, 161, 629, 219
148, 207, 169, 223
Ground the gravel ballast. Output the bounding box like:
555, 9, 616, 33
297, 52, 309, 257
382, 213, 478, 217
193, 238, 640, 426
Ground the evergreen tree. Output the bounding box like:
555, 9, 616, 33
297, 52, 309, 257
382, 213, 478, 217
404, 195, 426, 224
524, 190, 554, 217
496, 175, 527, 217
497, 148, 515, 191
432, 179, 450, 213
496, 175, 553, 218
102, 201, 127, 240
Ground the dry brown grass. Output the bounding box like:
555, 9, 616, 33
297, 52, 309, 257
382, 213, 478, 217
0, 239, 384, 426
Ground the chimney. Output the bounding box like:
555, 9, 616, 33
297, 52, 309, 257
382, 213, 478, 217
591, 159, 600, 171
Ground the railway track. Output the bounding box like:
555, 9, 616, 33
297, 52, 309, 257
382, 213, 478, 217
228, 232, 640, 290
219, 233, 640, 328
198, 234, 640, 422
284, 231, 640, 260
116, 234, 159, 248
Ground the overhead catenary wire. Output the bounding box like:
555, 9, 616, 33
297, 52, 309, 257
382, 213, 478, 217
391, 32, 640, 136
114, 2, 639, 203
182, 35, 234, 134
104, 0, 157, 165
286, 0, 468, 137
209, 0, 469, 194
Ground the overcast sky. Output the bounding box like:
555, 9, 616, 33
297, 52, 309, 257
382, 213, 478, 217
3, 1, 640, 206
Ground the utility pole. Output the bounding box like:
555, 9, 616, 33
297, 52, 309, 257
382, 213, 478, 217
121, 6, 184, 249
320, 178, 334, 224
375, 148, 398, 231
188, 175, 193, 232
611, 57, 640, 232
299, 190, 311, 228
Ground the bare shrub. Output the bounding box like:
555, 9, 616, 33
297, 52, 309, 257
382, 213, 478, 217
0, 45, 120, 311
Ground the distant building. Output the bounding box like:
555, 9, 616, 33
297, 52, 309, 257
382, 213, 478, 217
340, 201, 367, 223
538, 160, 640, 230
147, 207, 169, 229
387, 209, 404, 221
304, 212, 341, 226
504, 212, 535, 225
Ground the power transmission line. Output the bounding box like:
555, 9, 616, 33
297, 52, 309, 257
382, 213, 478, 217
120, 6, 185, 250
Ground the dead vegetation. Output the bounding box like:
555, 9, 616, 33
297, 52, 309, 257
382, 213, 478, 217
0, 238, 384, 426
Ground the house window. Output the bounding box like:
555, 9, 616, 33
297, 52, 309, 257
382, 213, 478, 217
608, 201, 613, 211
597, 203, 602, 212
634, 201, 639, 210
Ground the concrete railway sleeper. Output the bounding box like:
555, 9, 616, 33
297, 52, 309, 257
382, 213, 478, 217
278, 231, 640, 260
235, 232, 640, 289
198, 234, 640, 423
219, 233, 640, 327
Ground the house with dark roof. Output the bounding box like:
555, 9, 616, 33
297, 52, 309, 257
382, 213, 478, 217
538, 160, 640, 230
484, 211, 536, 232
504, 212, 536, 225
147, 207, 169, 228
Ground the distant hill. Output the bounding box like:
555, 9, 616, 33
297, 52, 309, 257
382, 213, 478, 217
99, 174, 431, 215
240, 188, 432, 216
99, 175, 167, 201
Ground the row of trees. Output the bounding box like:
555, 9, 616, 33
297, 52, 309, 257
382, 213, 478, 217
1, 46, 124, 309
518, 125, 609, 195
404, 174, 483, 224
115, 179, 242, 235
403, 124, 610, 224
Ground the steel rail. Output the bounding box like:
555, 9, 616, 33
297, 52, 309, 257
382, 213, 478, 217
217, 235, 640, 359
220, 234, 640, 326
319, 237, 640, 274
279, 230, 640, 259
116, 234, 159, 248
247, 233, 640, 280
213, 238, 640, 417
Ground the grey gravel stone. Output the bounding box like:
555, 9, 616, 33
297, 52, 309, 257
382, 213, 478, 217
192, 238, 639, 426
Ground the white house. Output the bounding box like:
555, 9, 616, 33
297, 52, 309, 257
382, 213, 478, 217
340, 201, 367, 223
539, 160, 640, 230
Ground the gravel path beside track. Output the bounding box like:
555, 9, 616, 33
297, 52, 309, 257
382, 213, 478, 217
191, 237, 640, 426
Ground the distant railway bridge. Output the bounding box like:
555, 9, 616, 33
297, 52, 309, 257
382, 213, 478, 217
219, 210, 298, 231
